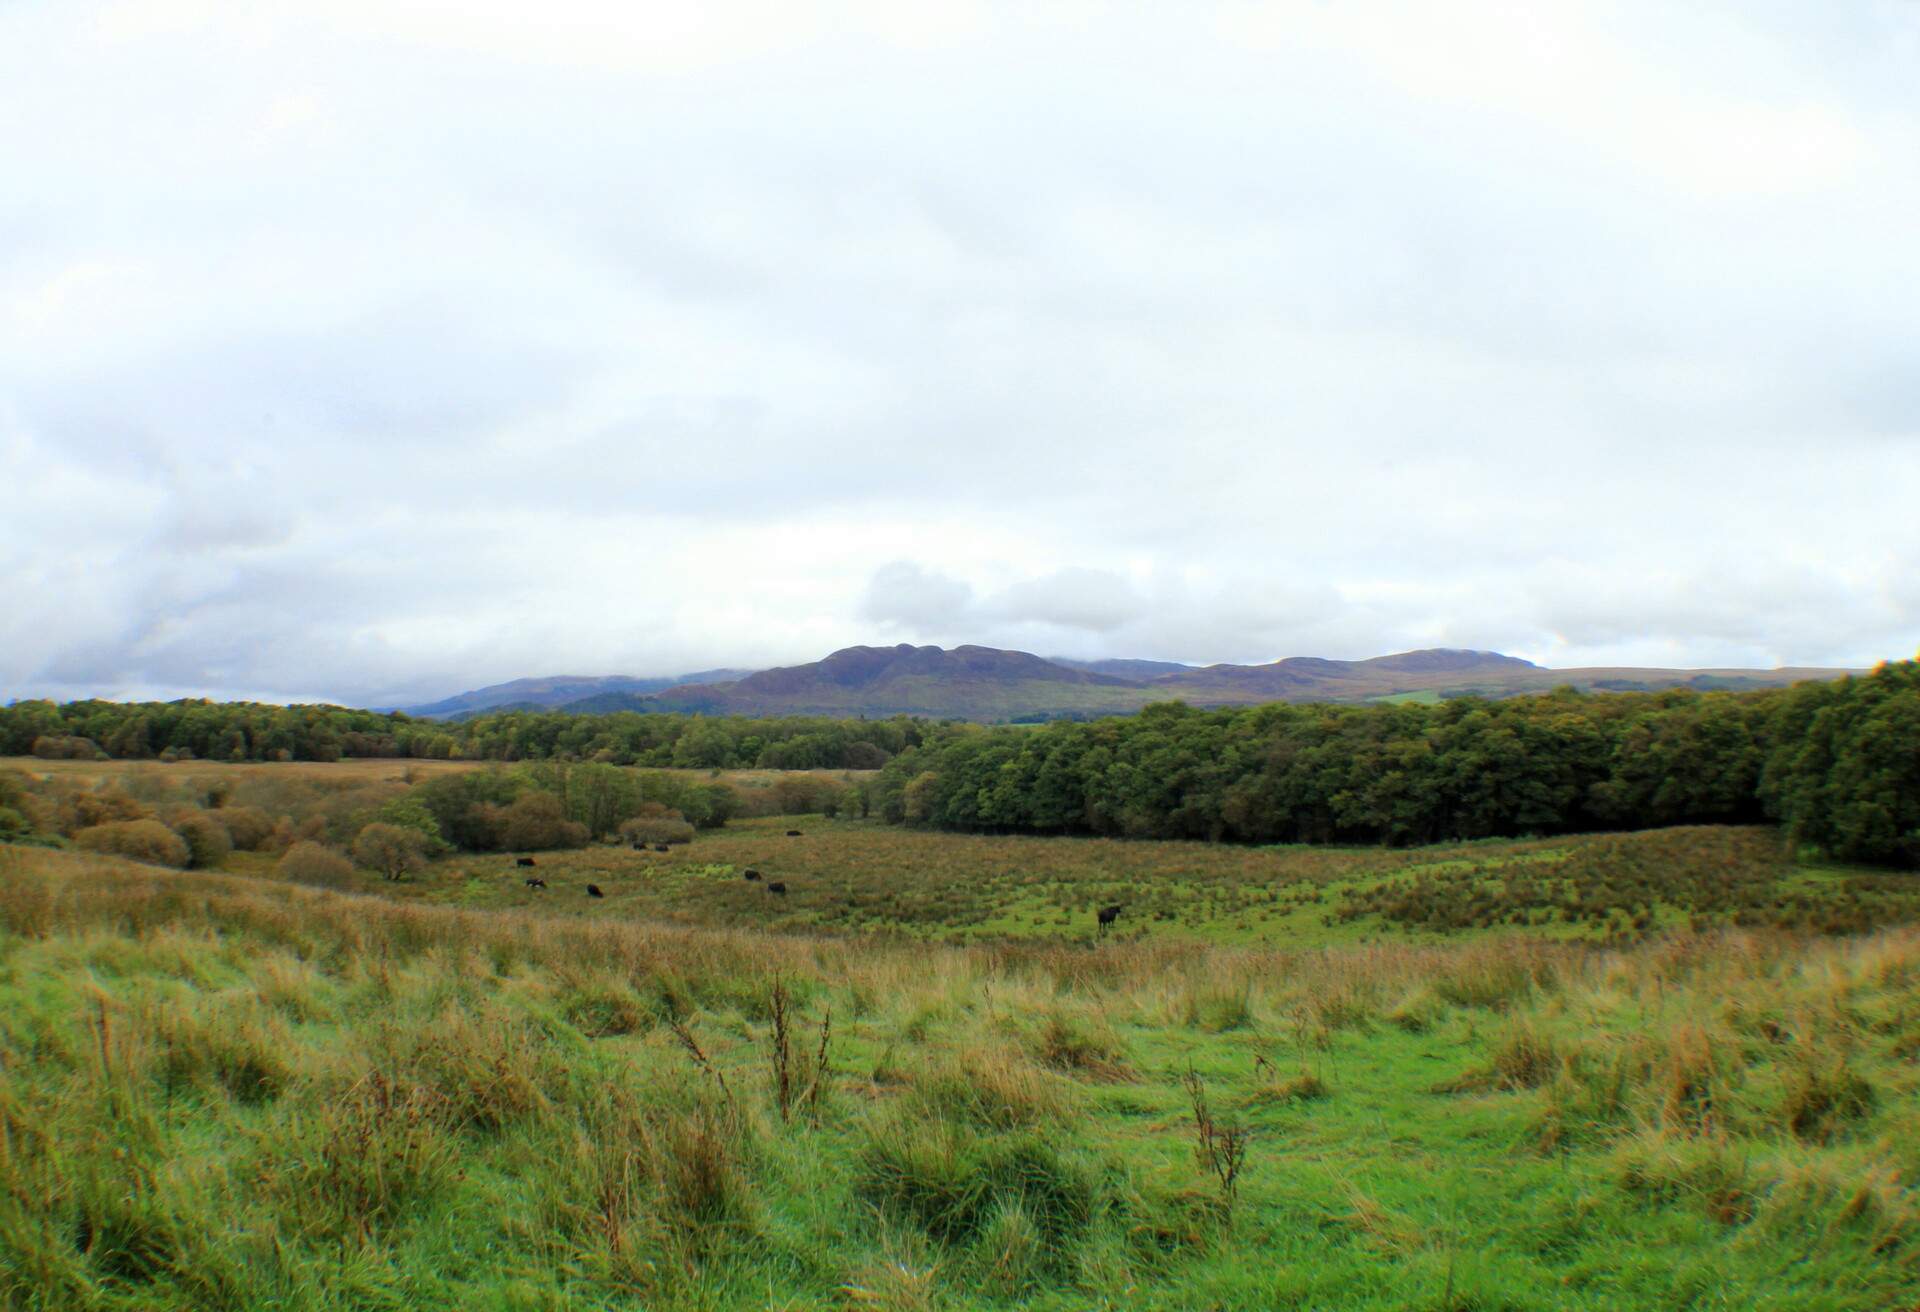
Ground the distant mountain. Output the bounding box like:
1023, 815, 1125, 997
589, 644, 1153, 720
1147, 649, 1542, 702
411, 645, 1857, 724
399, 669, 753, 720
1143, 649, 1847, 707
1051, 657, 1194, 680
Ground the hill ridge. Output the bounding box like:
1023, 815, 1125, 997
527, 643, 1855, 721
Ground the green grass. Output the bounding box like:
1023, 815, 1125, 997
3, 845, 1918, 1309
299, 817, 1920, 951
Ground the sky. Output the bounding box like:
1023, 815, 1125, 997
3, 0, 1917, 708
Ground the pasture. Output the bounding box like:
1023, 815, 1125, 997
4, 758, 1919, 1308
305, 819, 1916, 949
1, 846, 1916, 1310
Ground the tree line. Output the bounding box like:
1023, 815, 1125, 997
0, 700, 925, 771
5, 661, 1915, 866
864, 661, 1920, 868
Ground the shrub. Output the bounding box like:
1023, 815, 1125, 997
217, 805, 277, 851
31, 734, 102, 760
74, 819, 191, 868
275, 841, 356, 889
500, 792, 588, 852
619, 814, 695, 846
369, 795, 452, 853
168, 812, 233, 869
352, 823, 430, 881
54, 787, 150, 836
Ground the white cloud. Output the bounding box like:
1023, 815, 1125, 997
2, 0, 1916, 705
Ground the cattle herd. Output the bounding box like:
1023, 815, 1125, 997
509, 851, 798, 902
506, 846, 1124, 933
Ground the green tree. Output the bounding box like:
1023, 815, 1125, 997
352, 823, 430, 881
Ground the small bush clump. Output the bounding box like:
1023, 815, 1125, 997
275, 841, 356, 889
619, 814, 696, 846
168, 812, 233, 869
74, 819, 191, 868
215, 805, 279, 852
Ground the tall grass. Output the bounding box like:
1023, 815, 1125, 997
1, 845, 1917, 1308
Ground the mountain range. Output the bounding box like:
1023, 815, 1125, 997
394, 669, 752, 719
399, 645, 1855, 722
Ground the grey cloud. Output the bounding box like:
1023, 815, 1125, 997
987, 569, 1142, 633
3, 1, 1917, 704
862, 562, 976, 632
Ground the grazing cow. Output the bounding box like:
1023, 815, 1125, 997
1096, 904, 1123, 932
655, 844, 670, 854
744, 869, 761, 881
785, 829, 803, 837
517, 857, 536, 868
523, 877, 547, 890
586, 884, 604, 898
767, 882, 787, 895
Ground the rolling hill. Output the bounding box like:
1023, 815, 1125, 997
398, 669, 752, 720
591, 644, 1153, 719
548, 644, 1854, 721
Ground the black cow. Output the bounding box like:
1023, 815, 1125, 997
655, 844, 671, 854
516, 857, 536, 868
524, 877, 547, 890
767, 882, 787, 895
785, 829, 803, 837
586, 884, 604, 899
1096, 904, 1123, 932
744, 869, 762, 881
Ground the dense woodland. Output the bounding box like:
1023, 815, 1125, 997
865, 661, 1920, 866
3, 660, 1917, 866
0, 700, 923, 770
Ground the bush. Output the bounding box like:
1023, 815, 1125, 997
31, 734, 102, 760
0, 805, 32, 841
276, 841, 356, 890
499, 792, 588, 852
619, 813, 695, 846
369, 795, 452, 853
351, 823, 430, 881
74, 819, 191, 868
53, 787, 150, 837
168, 812, 233, 869
217, 805, 277, 851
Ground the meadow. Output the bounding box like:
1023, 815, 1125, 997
3, 759, 1918, 1309
332, 818, 1915, 950
8, 757, 1912, 950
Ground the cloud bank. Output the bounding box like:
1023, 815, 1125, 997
2, 1, 1916, 705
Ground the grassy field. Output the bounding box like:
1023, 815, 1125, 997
4, 759, 1919, 1308
289, 817, 1912, 950
2, 845, 1917, 1310
23, 755, 1913, 950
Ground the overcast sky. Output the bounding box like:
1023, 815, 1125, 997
3, 1, 1917, 707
